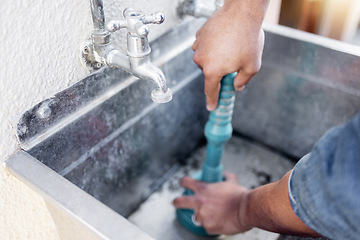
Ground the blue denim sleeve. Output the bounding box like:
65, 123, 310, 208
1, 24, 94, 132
288, 112, 360, 240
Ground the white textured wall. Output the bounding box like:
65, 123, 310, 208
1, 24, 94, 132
0, 0, 280, 238
0, 0, 178, 239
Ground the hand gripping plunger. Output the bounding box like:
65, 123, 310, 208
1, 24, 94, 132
176, 73, 237, 236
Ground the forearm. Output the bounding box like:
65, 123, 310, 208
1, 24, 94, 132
223, 0, 270, 25
240, 171, 321, 237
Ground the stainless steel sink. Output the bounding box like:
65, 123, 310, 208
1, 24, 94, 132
4, 19, 360, 240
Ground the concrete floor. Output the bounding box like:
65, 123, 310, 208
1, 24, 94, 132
128, 136, 301, 240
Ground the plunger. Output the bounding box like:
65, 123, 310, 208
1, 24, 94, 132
176, 73, 237, 236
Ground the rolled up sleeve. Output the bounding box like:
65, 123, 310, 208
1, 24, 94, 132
288, 112, 360, 240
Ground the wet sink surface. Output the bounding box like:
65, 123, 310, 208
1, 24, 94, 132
128, 136, 295, 240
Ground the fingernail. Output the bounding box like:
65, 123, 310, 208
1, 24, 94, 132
206, 104, 215, 111
235, 85, 245, 91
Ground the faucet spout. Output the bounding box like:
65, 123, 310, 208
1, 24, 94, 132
131, 57, 173, 103
107, 50, 173, 103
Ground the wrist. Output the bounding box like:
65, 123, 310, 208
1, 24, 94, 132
223, 0, 269, 25
238, 188, 254, 230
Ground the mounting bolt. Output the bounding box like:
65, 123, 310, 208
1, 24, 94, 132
83, 46, 90, 55
94, 62, 103, 69
37, 102, 52, 119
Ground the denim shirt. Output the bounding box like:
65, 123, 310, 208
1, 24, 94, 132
288, 112, 360, 240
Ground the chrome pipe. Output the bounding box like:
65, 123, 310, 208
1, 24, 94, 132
89, 0, 106, 32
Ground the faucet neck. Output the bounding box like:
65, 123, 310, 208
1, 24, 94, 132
127, 34, 151, 58
90, 0, 111, 46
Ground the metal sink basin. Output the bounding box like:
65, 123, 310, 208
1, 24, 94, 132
4, 19, 360, 240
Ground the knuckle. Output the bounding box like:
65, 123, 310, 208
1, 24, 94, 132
203, 222, 218, 234
193, 52, 202, 65
192, 42, 197, 51
197, 208, 205, 218
196, 183, 208, 193
195, 29, 202, 38
202, 67, 218, 80
180, 176, 188, 186
195, 198, 203, 208
173, 198, 183, 207
244, 67, 257, 76
245, 61, 262, 76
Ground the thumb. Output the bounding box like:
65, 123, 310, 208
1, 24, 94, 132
233, 69, 253, 91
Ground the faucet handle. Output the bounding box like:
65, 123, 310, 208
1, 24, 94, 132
133, 12, 164, 37
143, 12, 165, 25
107, 8, 165, 38
106, 19, 127, 32
122, 8, 164, 25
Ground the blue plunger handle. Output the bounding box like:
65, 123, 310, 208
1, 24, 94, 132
176, 73, 237, 237
202, 72, 236, 182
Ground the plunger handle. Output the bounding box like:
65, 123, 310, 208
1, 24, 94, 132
202, 72, 236, 182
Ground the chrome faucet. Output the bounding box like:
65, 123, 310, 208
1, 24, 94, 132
177, 0, 224, 18
82, 0, 172, 103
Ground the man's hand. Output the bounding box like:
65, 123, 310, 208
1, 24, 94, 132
173, 172, 252, 235
174, 170, 321, 237
192, 0, 269, 110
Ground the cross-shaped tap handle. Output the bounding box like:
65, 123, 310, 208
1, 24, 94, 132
106, 8, 165, 38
